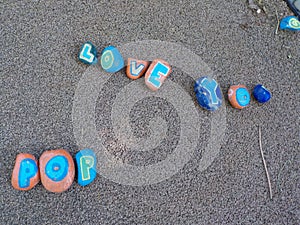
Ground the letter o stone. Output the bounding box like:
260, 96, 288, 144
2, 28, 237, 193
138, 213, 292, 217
39, 149, 75, 193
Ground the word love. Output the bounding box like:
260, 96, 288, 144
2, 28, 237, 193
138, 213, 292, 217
78, 42, 172, 91
11, 149, 97, 193
78, 42, 271, 110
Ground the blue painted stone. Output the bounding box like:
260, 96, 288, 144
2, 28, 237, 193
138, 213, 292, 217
253, 84, 272, 103
280, 16, 300, 31
100, 46, 125, 73
194, 76, 222, 111
78, 42, 98, 65
76, 149, 97, 186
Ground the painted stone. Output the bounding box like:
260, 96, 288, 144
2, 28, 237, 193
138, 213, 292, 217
280, 16, 300, 31
126, 58, 149, 80
100, 46, 124, 73
253, 84, 272, 103
11, 153, 40, 191
228, 85, 250, 109
39, 149, 75, 193
75, 149, 97, 186
145, 59, 172, 91
194, 76, 223, 111
78, 42, 98, 65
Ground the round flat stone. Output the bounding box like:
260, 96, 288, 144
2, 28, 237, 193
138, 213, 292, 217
39, 149, 75, 193
253, 84, 272, 103
100, 46, 124, 73
194, 76, 222, 111
11, 153, 40, 191
228, 85, 250, 109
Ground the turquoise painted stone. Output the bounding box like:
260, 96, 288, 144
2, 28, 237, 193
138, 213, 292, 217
253, 84, 272, 103
76, 149, 97, 186
280, 16, 300, 31
100, 46, 125, 73
194, 76, 223, 111
78, 42, 98, 65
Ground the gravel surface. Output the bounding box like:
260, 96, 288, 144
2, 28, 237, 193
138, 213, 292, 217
1, 0, 299, 224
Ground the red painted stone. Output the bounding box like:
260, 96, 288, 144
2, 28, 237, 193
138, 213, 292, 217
126, 58, 149, 80
145, 59, 172, 91
228, 85, 251, 109
39, 149, 75, 193
11, 153, 40, 191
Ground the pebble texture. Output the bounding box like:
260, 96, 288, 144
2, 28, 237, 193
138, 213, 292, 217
1, 0, 299, 224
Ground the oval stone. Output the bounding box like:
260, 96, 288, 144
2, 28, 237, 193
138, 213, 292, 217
11, 153, 40, 191
39, 149, 75, 193
194, 76, 222, 111
76, 149, 97, 186
253, 84, 272, 103
228, 85, 250, 109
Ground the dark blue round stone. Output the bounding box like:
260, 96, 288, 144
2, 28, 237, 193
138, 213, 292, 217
253, 84, 272, 103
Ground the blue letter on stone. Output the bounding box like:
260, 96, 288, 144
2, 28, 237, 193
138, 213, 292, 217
147, 62, 170, 89
45, 156, 69, 182
19, 159, 38, 188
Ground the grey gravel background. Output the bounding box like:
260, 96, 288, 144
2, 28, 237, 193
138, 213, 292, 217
1, 0, 299, 224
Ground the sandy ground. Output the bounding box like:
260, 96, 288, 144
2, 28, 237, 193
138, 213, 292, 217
1, 0, 299, 224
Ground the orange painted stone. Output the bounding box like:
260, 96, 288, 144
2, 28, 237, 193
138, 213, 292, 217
228, 85, 251, 109
145, 59, 172, 91
39, 149, 75, 193
11, 153, 40, 191
126, 58, 149, 80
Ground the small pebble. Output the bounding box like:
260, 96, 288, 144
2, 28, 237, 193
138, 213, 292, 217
253, 84, 272, 103
11, 153, 40, 191
78, 42, 98, 65
39, 149, 75, 193
100, 46, 124, 73
194, 76, 222, 111
228, 85, 250, 109
145, 59, 172, 91
126, 58, 149, 80
76, 149, 97, 186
